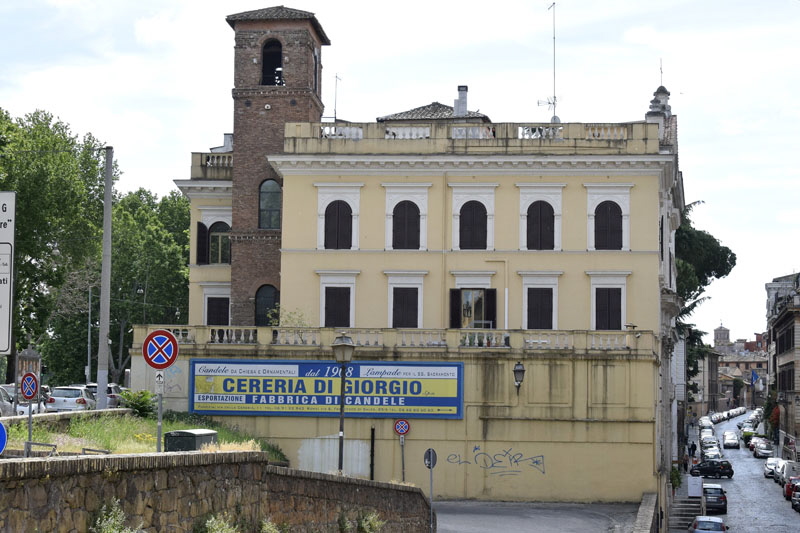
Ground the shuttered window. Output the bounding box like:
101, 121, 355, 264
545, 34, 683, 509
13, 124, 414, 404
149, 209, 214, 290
392, 287, 418, 328
527, 201, 555, 250
448, 288, 496, 329
527, 288, 553, 329
459, 201, 487, 250
324, 201, 352, 250
207, 297, 230, 326
595, 201, 623, 250
392, 201, 420, 249
595, 288, 622, 330
324, 287, 350, 327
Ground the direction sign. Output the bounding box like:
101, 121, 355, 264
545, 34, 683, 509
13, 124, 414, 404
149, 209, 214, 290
155, 370, 165, 394
394, 419, 410, 436
143, 329, 179, 370
0, 192, 15, 355
0, 423, 7, 455
424, 448, 437, 469
21, 372, 38, 400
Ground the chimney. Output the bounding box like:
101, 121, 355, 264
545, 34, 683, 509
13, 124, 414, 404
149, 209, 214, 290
454, 85, 468, 117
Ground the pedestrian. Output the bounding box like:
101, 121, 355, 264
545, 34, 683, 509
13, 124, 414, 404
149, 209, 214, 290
682, 453, 689, 472
689, 441, 696, 457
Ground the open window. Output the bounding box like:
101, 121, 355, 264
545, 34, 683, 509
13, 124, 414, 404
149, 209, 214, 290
261, 40, 284, 86
449, 288, 496, 329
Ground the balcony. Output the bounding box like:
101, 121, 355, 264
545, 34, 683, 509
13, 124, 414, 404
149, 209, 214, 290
133, 326, 656, 358
190, 152, 233, 181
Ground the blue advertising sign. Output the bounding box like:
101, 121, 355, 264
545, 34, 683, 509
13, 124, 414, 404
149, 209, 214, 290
189, 359, 463, 419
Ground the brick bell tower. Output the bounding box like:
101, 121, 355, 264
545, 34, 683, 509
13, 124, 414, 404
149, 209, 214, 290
225, 7, 330, 325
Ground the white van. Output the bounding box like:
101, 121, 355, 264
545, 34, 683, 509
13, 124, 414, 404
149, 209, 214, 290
777, 460, 800, 486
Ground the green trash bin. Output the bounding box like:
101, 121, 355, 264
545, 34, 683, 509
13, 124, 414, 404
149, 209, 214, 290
164, 429, 218, 451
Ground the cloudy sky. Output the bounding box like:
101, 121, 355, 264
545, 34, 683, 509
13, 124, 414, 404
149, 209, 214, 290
1, 0, 799, 343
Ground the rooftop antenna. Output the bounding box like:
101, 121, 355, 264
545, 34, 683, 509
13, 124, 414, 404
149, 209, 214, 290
660, 58, 663, 86
537, 3, 559, 123
334, 73, 341, 122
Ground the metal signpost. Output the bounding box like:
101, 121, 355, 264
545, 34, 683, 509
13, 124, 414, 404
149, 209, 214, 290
394, 419, 410, 481
21, 372, 38, 456
142, 329, 178, 452
424, 448, 437, 533
0, 192, 15, 357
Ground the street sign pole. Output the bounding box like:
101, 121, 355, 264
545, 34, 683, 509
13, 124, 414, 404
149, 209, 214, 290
400, 435, 406, 482
21, 372, 38, 457
424, 448, 437, 533
142, 329, 178, 453
394, 419, 410, 482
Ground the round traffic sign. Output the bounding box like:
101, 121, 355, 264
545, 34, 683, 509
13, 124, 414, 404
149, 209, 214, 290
394, 419, 410, 436
21, 372, 38, 400
424, 448, 437, 469
0, 423, 7, 455
143, 329, 179, 370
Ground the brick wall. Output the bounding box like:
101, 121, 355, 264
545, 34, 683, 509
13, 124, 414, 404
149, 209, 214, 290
0, 451, 432, 532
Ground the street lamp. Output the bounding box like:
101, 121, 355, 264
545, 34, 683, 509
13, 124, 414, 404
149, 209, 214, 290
332, 332, 355, 475
513, 361, 526, 396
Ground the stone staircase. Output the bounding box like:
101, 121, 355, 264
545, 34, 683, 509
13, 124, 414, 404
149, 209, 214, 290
669, 496, 702, 530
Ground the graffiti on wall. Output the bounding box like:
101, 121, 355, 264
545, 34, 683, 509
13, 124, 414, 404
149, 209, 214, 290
446, 445, 545, 477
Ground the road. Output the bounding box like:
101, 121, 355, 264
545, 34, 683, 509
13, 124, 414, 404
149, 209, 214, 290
434, 500, 638, 532
688, 413, 799, 532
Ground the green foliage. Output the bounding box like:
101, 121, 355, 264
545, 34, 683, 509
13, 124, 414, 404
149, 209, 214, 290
90, 498, 143, 533
119, 389, 156, 418
357, 511, 386, 533
266, 303, 310, 328
338, 512, 353, 532
670, 466, 682, 490
0, 109, 108, 382
198, 514, 239, 533
675, 201, 737, 304
733, 378, 744, 403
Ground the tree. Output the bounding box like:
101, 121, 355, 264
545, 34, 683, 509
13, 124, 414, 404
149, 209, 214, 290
676, 201, 737, 389
0, 109, 107, 382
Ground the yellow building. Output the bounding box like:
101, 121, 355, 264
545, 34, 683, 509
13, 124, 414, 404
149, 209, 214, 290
133, 5, 684, 518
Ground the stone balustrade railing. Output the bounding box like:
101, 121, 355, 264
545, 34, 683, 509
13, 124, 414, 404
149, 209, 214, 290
136, 326, 655, 355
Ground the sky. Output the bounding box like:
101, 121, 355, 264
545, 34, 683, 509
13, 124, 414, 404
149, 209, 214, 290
1, 0, 799, 344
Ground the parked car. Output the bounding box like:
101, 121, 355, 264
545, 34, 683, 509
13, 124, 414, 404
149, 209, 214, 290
85, 382, 123, 408
0, 385, 13, 417
690, 459, 734, 479
777, 461, 800, 487
722, 432, 739, 449
785, 477, 800, 500
702, 448, 724, 461
45, 386, 96, 412
703, 483, 728, 514
753, 441, 774, 458
765, 457, 782, 478
792, 489, 800, 512
688, 515, 729, 532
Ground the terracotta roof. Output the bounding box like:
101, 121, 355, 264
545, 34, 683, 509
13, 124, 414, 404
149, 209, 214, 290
226, 6, 330, 45
377, 102, 490, 122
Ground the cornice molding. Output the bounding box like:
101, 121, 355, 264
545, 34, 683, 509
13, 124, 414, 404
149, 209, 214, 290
174, 179, 232, 199
269, 154, 674, 176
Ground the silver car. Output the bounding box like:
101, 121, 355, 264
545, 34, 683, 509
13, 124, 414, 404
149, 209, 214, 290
0, 386, 13, 417
45, 386, 96, 412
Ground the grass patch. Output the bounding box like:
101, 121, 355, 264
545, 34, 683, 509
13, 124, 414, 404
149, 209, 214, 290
5, 411, 286, 461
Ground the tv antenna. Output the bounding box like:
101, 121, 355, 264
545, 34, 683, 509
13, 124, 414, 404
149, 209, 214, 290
537, 2, 559, 123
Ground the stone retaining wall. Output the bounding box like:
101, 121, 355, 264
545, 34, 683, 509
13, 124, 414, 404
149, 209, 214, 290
0, 451, 433, 532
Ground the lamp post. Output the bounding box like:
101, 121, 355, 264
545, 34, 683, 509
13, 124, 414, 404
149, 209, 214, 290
513, 361, 526, 396
332, 332, 355, 475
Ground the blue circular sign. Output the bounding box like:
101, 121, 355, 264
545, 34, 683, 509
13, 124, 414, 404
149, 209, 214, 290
0, 423, 7, 455
143, 329, 179, 370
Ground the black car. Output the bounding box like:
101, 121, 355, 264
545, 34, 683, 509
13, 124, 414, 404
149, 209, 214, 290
690, 459, 734, 479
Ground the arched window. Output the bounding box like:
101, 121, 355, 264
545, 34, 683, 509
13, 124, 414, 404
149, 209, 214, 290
259, 180, 282, 229
392, 200, 420, 249
324, 200, 352, 249
208, 222, 231, 264
594, 201, 623, 250
261, 40, 284, 86
459, 201, 487, 250
527, 201, 555, 250
255, 285, 280, 327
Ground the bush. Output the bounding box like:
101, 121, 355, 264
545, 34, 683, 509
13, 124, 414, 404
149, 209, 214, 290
119, 389, 156, 418
670, 466, 682, 490
90, 499, 143, 533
